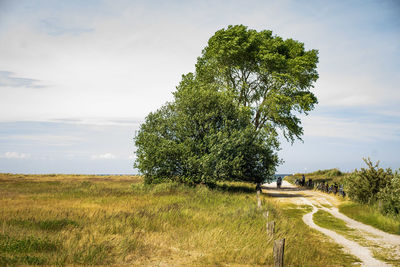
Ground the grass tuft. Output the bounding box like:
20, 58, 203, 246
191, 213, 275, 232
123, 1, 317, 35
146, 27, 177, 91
0, 234, 58, 253
9, 218, 78, 231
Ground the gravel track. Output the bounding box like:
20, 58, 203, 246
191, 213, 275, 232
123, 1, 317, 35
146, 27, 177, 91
262, 181, 399, 266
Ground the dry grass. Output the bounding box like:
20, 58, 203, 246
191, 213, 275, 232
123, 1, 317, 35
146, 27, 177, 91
0, 173, 358, 266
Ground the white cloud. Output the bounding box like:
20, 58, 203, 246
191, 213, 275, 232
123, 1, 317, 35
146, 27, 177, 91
91, 153, 116, 160
0, 151, 30, 159
0, 0, 398, 124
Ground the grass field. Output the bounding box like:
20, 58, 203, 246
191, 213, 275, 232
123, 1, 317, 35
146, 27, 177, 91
0, 173, 359, 266
339, 202, 400, 235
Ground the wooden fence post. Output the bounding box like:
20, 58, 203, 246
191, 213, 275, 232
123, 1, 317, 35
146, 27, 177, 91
267, 221, 275, 235
273, 238, 285, 267
256, 183, 262, 209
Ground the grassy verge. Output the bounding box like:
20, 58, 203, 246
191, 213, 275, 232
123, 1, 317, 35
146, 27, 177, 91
339, 202, 400, 235
1, 173, 359, 266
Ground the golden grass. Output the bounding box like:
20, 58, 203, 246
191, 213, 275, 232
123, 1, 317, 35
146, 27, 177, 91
0, 173, 359, 266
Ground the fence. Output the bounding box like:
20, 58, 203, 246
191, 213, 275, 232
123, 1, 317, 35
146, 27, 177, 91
258, 187, 285, 267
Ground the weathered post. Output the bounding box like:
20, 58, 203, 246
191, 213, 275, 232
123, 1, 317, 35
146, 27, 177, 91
267, 221, 275, 235
273, 238, 285, 267
256, 183, 262, 209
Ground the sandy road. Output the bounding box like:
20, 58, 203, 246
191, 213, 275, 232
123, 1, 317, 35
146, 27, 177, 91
262, 181, 400, 266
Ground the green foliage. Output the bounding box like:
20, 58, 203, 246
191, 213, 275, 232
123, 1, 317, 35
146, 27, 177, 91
135, 79, 279, 185
345, 158, 393, 205
378, 171, 400, 216
196, 24, 319, 142
326, 168, 343, 177
135, 25, 319, 185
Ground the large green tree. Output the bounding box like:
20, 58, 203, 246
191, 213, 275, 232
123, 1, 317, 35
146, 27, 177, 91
195, 25, 319, 142
135, 78, 278, 185
135, 25, 318, 186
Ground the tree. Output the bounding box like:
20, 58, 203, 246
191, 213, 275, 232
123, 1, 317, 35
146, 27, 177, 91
195, 25, 319, 143
135, 79, 279, 185
135, 25, 319, 187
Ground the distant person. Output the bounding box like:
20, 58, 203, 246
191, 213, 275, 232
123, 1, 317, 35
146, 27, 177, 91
277, 176, 282, 189
339, 185, 346, 197
333, 183, 338, 195
301, 174, 305, 187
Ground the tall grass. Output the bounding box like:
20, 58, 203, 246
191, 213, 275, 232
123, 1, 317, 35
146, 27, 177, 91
339, 202, 400, 235
0, 173, 358, 266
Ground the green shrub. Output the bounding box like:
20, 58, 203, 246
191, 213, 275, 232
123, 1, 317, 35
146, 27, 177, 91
326, 168, 342, 177
378, 171, 400, 215
345, 158, 393, 205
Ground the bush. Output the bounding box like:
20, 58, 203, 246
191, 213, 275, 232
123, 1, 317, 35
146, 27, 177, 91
345, 158, 393, 205
326, 168, 342, 177
378, 171, 400, 215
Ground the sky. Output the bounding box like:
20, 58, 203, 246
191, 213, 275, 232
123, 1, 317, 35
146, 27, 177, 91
0, 0, 399, 174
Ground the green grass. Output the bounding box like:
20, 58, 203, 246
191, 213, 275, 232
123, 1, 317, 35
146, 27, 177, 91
313, 210, 353, 233
0, 173, 360, 266
339, 202, 400, 235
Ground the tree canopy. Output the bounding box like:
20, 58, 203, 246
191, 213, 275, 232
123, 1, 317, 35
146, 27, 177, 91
135, 79, 278, 185
196, 25, 319, 142
135, 25, 319, 186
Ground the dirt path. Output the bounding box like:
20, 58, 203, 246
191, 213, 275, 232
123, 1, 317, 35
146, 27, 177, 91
262, 181, 400, 266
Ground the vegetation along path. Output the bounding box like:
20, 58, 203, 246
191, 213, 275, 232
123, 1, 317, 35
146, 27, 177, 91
262, 181, 400, 266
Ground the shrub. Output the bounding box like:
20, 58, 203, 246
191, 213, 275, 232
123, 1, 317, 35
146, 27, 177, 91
326, 168, 342, 177
378, 171, 400, 215
345, 158, 393, 205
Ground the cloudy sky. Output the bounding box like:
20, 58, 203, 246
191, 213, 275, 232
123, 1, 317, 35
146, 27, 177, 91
0, 0, 399, 174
